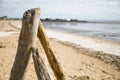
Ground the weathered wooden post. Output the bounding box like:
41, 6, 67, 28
9, 8, 50, 80
9, 8, 40, 80
37, 20, 66, 80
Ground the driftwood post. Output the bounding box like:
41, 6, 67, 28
37, 20, 66, 80
9, 8, 51, 80
9, 8, 40, 80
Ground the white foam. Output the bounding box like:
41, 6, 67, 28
46, 29, 120, 56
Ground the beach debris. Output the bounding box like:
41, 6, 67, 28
70, 75, 94, 80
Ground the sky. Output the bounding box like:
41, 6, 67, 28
0, 0, 120, 21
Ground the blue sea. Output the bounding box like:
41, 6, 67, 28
43, 22, 120, 42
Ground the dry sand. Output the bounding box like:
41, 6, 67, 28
0, 20, 120, 80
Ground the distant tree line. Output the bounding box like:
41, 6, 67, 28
0, 16, 88, 22
0, 16, 8, 19
0, 16, 22, 20
41, 18, 88, 22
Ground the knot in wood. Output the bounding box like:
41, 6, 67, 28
31, 47, 39, 57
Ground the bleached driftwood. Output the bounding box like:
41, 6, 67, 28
37, 20, 66, 80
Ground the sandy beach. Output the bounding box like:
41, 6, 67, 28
0, 20, 120, 80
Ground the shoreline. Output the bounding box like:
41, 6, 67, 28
46, 28, 120, 43
46, 28, 120, 44
46, 29, 120, 56
1, 29, 119, 56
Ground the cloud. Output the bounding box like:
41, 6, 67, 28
0, 0, 120, 20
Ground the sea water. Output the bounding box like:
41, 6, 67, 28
43, 22, 120, 42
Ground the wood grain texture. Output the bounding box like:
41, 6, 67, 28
37, 20, 66, 80
9, 8, 40, 80
32, 48, 51, 80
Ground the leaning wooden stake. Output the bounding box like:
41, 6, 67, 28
32, 48, 51, 80
9, 8, 40, 80
37, 20, 66, 80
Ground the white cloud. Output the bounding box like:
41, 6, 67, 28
0, 0, 120, 20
